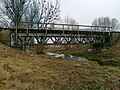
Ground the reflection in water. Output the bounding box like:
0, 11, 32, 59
47, 52, 88, 61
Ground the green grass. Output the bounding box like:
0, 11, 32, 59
57, 51, 96, 57
56, 51, 120, 67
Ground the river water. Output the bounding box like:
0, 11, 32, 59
47, 52, 88, 61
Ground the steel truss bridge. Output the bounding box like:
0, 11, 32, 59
1, 23, 120, 47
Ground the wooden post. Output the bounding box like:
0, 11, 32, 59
10, 29, 12, 46
15, 23, 18, 45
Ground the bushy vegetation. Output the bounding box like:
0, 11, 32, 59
35, 44, 45, 54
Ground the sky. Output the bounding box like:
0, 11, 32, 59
60, 0, 120, 25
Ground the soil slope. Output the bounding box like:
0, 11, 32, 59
0, 43, 120, 89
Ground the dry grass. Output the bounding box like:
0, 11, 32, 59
0, 43, 120, 89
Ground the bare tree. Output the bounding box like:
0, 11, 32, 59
64, 16, 78, 25
64, 16, 78, 31
0, 0, 31, 46
92, 16, 120, 31
0, 0, 60, 28
23, 0, 60, 29
0, 0, 30, 28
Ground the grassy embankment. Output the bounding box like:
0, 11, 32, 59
0, 43, 120, 89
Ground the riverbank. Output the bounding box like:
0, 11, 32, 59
50, 41, 120, 67
0, 43, 120, 89
55, 51, 120, 66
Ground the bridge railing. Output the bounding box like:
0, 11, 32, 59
17, 22, 112, 33
0, 22, 113, 34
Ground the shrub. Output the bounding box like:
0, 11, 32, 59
35, 44, 45, 54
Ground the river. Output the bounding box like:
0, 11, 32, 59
47, 52, 88, 61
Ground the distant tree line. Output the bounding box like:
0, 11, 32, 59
92, 16, 120, 30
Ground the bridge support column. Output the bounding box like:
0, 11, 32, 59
91, 43, 104, 53
104, 34, 113, 46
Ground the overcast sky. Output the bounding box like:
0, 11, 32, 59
60, 0, 120, 25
